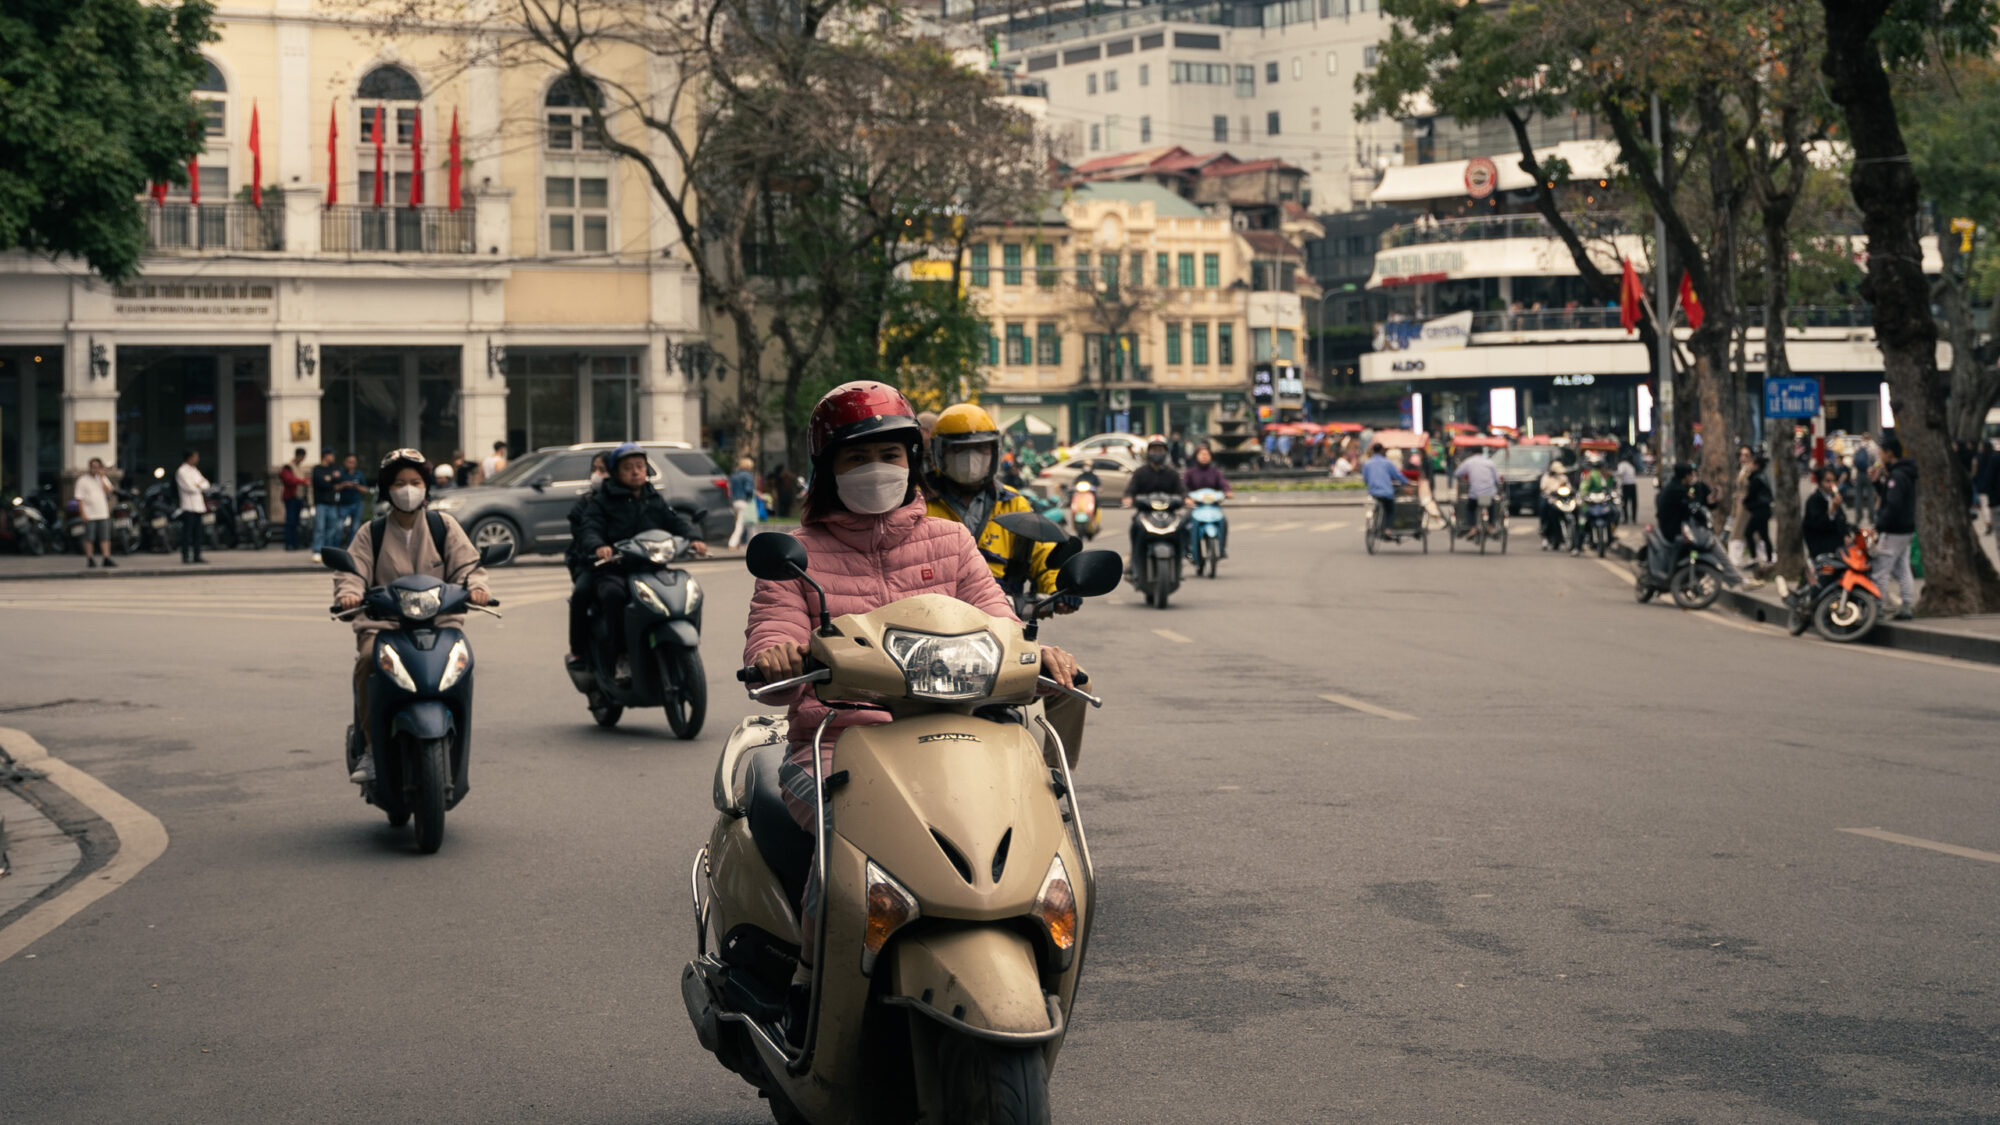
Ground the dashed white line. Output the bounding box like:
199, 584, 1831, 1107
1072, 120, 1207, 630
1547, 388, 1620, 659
1319, 693, 1417, 721
1265, 521, 1304, 532
1838, 827, 2000, 865
1312, 521, 1348, 532
1152, 628, 1193, 644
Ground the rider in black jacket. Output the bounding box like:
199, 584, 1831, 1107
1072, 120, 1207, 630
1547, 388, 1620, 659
1121, 435, 1187, 580
574, 444, 707, 682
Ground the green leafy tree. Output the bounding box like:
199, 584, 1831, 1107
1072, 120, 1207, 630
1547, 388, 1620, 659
0, 0, 215, 282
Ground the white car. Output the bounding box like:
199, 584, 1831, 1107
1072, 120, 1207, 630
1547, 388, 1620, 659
1065, 433, 1151, 462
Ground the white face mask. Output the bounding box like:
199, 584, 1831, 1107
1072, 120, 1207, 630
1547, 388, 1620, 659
589, 470, 607, 485
835, 462, 908, 515
944, 448, 993, 486
390, 484, 427, 513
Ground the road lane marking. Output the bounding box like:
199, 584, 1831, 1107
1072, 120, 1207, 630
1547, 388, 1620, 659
1319, 693, 1416, 721
1265, 521, 1303, 532
1152, 628, 1193, 644
0, 603, 318, 623
1312, 521, 1348, 532
0, 727, 170, 963
1838, 827, 2000, 865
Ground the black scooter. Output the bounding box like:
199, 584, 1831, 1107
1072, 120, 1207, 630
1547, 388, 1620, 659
1131, 491, 1185, 609
565, 527, 708, 738
1635, 503, 1741, 610
322, 541, 510, 854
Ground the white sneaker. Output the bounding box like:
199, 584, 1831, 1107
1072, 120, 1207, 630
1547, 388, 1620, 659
312, 552, 322, 563
349, 751, 375, 784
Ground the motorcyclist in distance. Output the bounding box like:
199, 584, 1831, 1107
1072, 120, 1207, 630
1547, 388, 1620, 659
575, 444, 708, 684
1121, 434, 1186, 581
1181, 443, 1233, 560
1538, 460, 1574, 552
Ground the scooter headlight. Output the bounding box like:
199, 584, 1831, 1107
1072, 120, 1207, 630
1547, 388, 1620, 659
882, 628, 1001, 702
398, 587, 443, 621
437, 639, 472, 691
1033, 854, 1078, 963
861, 860, 920, 975
632, 579, 669, 616
643, 536, 683, 565
683, 576, 703, 616
377, 643, 418, 692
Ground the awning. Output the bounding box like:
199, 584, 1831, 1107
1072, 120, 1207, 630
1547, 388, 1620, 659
1369, 141, 1621, 205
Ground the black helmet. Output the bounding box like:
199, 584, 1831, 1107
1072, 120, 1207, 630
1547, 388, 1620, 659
377, 447, 430, 501
1672, 461, 1695, 481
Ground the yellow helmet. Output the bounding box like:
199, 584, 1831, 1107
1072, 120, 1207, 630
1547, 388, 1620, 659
930, 403, 1001, 487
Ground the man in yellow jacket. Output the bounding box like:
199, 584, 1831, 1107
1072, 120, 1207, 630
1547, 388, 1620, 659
923, 404, 1088, 766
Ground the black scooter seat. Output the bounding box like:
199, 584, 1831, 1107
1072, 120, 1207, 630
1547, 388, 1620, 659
744, 744, 813, 910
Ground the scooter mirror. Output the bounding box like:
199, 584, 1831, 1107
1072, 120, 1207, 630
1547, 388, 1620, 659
992, 511, 1070, 544
1057, 549, 1123, 598
1046, 535, 1083, 568
479, 541, 515, 568
746, 531, 808, 581
320, 547, 359, 575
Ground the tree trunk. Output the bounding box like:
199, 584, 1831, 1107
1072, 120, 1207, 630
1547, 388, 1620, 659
1937, 227, 2000, 441
1822, 0, 2000, 614
1765, 210, 1805, 580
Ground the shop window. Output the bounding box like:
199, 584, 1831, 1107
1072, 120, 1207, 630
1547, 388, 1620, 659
1191, 321, 1210, 364
970, 244, 990, 286
546, 175, 610, 253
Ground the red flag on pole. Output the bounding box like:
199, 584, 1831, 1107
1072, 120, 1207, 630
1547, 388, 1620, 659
372, 104, 385, 208
327, 101, 339, 206
248, 102, 263, 209
408, 108, 424, 208
188, 156, 201, 206
447, 108, 462, 212
1678, 271, 1705, 330
1618, 257, 1644, 335
150, 180, 168, 207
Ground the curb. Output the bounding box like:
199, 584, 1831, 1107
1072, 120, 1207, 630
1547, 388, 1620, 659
1609, 537, 2000, 667
0, 727, 169, 963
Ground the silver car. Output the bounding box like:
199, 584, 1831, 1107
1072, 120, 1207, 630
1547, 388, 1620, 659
427, 442, 734, 560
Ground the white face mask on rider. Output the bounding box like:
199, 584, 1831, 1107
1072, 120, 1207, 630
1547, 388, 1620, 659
835, 462, 908, 515
390, 484, 427, 513
945, 448, 993, 486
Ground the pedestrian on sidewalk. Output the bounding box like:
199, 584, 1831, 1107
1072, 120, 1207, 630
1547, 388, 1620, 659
279, 447, 310, 550
309, 449, 342, 560
1870, 436, 1918, 619
1851, 437, 1877, 526
480, 440, 508, 484
174, 449, 210, 564
74, 457, 116, 569
769, 463, 797, 519
1744, 451, 1774, 568
1802, 466, 1849, 561
727, 456, 758, 548
336, 453, 366, 547
1616, 451, 1639, 523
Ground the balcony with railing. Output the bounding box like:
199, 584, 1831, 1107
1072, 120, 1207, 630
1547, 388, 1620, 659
144, 203, 284, 253
1379, 212, 1629, 252
1467, 304, 1875, 335
321, 206, 476, 254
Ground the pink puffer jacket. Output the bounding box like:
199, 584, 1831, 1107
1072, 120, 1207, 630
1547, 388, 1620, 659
743, 497, 1019, 748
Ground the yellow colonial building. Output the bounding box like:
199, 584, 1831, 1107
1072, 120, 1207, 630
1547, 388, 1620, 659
0, 0, 705, 498
967, 182, 1309, 442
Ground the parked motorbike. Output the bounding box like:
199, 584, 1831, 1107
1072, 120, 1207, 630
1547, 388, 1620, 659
1579, 487, 1618, 558
232, 481, 270, 550
564, 525, 708, 737
683, 533, 1121, 1125
1635, 503, 1742, 609
27, 486, 69, 553
1188, 487, 1225, 578
1065, 479, 1100, 541
1132, 491, 1185, 609
1777, 530, 1883, 643
321, 540, 511, 854
139, 470, 181, 554
3, 495, 52, 556
109, 487, 140, 555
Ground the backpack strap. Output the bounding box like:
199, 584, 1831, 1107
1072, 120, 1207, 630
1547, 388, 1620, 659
371, 512, 456, 580
368, 516, 388, 575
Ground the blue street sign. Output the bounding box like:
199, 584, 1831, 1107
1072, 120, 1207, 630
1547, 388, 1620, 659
1765, 376, 1820, 419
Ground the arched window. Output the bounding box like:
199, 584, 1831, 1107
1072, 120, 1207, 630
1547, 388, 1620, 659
544, 76, 604, 152
542, 74, 612, 254
356, 64, 423, 206
196, 60, 227, 138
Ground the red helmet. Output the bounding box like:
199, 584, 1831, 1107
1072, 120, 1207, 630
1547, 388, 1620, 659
807, 380, 920, 460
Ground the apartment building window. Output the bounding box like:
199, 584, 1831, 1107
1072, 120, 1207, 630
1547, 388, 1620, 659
1218, 323, 1234, 364
1279, 329, 1297, 359
1005, 323, 1029, 365
970, 244, 990, 286
1087, 73, 1098, 95
1265, 61, 1279, 83
1328, 53, 1339, 75
1165, 322, 1183, 365
1253, 327, 1274, 362
1268, 111, 1281, 136
1099, 252, 1120, 296
1293, 57, 1303, 79
1178, 253, 1195, 287
1241, 115, 1251, 140
1203, 252, 1220, 287
1191, 321, 1210, 364
1036, 323, 1062, 366
1036, 243, 1057, 287
1235, 65, 1255, 98
1002, 243, 1023, 285
1105, 69, 1118, 92
1140, 116, 1152, 143
1075, 252, 1090, 285
545, 75, 606, 152
545, 175, 609, 253
196, 60, 227, 140
1155, 252, 1170, 286
1128, 252, 1144, 288
1171, 62, 1232, 85
356, 64, 422, 205
1089, 124, 1101, 151
1213, 115, 1229, 142
1139, 64, 1150, 86
1363, 45, 1380, 68
984, 324, 999, 366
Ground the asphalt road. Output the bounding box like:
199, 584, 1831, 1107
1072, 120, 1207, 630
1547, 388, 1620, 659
3, 509, 1999, 1124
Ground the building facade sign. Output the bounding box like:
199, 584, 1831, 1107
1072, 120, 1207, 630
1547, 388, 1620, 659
113, 281, 276, 318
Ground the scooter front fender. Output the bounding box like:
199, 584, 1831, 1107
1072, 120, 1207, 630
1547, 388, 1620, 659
1840, 570, 1883, 599
654, 618, 701, 649
390, 700, 455, 741
886, 927, 1063, 1043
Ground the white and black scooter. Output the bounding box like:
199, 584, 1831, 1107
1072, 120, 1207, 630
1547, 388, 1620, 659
565, 527, 709, 737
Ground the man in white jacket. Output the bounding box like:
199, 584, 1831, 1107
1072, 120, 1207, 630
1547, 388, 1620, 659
174, 449, 210, 564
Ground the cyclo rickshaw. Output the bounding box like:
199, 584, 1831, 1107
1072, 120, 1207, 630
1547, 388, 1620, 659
1364, 429, 1446, 554
1446, 432, 1510, 554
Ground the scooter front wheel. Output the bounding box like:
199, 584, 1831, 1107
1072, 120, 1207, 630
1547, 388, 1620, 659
412, 736, 450, 854
662, 648, 707, 739
936, 1029, 1052, 1125
1814, 589, 1879, 644
1670, 564, 1723, 610
589, 690, 624, 728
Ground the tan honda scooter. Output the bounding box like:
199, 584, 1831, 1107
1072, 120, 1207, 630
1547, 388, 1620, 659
682, 532, 1121, 1125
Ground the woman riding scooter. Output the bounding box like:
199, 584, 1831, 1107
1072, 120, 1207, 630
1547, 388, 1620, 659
742, 381, 1081, 1026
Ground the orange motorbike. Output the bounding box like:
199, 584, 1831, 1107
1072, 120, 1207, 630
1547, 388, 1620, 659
1778, 529, 1883, 643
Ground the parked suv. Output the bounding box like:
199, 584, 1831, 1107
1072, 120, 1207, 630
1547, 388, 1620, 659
427, 442, 733, 560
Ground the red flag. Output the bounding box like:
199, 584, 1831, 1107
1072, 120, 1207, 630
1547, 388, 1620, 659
372, 104, 385, 208
408, 107, 424, 207
327, 101, 339, 206
248, 102, 263, 209
447, 108, 462, 212
1678, 271, 1705, 330
1618, 257, 1643, 335
188, 156, 200, 206
150, 180, 168, 207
